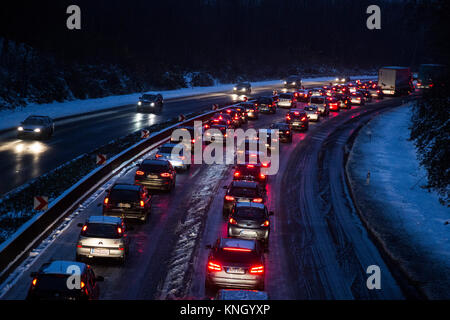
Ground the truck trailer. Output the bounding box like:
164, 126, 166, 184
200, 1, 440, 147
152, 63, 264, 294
378, 66, 413, 96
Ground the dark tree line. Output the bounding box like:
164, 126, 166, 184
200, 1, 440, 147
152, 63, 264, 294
0, 0, 444, 108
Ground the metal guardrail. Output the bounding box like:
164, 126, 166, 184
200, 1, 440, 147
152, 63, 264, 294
0, 106, 226, 282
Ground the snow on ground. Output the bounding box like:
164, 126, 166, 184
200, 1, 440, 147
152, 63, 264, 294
347, 104, 450, 299
0, 75, 375, 131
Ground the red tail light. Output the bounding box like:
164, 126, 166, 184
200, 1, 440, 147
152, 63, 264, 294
229, 217, 237, 225
234, 172, 240, 177
80, 281, 85, 289
301, 117, 307, 121
286, 115, 291, 120
260, 174, 266, 179
191, 139, 196, 143
136, 170, 145, 176
261, 220, 270, 227
140, 200, 145, 207
117, 227, 123, 234
249, 265, 264, 274
207, 261, 222, 272
160, 172, 171, 177
32, 278, 38, 286
247, 164, 254, 168
225, 195, 235, 201
285, 131, 290, 134
82, 225, 88, 232
262, 162, 269, 167
294, 111, 299, 115
253, 198, 263, 203
104, 198, 109, 205
223, 247, 252, 252
155, 154, 162, 158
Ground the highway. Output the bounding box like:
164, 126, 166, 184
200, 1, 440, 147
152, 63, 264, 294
1, 85, 410, 300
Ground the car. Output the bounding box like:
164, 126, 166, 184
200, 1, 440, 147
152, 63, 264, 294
155, 143, 190, 170
76, 216, 129, 264
334, 75, 351, 83
229, 105, 248, 124
239, 102, 259, 120
358, 89, 373, 103
205, 124, 229, 144
205, 238, 265, 291
277, 92, 296, 108
236, 139, 271, 163
233, 82, 252, 94
26, 260, 103, 300
227, 202, 273, 246
135, 159, 176, 191
368, 86, 384, 99
309, 96, 330, 116
349, 92, 365, 105
103, 183, 152, 223
308, 88, 326, 97
17, 115, 54, 139
137, 94, 163, 112
223, 180, 265, 216
233, 163, 267, 185
326, 96, 340, 112
223, 108, 242, 127
303, 105, 320, 121
285, 109, 309, 131
170, 125, 198, 146
255, 96, 276, 114
283, 75, 302, 89
333, 93, 351, 109
269, 122, 292, 143
209, 113, 234, 128
294, 90, 311, 103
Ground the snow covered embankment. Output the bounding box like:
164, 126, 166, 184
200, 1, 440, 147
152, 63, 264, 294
347, 105, 450, 299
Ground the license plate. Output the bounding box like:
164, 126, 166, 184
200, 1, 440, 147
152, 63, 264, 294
240, 230, 257, 237
237, 198, 251, 202
147, 174, 158, 179
118, 203, 131, 208
226, 267, 245, 274
293, 122, 300, 126
91, 248, 109, 255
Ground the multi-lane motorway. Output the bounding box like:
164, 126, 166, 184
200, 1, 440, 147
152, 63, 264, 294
1, 82, 414, 299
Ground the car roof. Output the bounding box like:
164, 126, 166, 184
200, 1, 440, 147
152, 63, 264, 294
235, 202, 265, 210
142, 159, 170, 166
39, 260, 86, 275
111, 183, 141, 191
87, 216, 122, 225
220, 238, 256, 251
231, 180, 259, 188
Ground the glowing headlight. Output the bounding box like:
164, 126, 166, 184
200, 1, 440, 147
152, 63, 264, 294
241, 88, 246, 91
284, 81, 287, 84
34, 128, 41, 132
17, 126, 23, 131
138, 101, 142, 106
292, 82, 296, 85
341, 78, 345, 82
335, 78, 339, 81
150, 102, 155, 106
233, 87, 237, 90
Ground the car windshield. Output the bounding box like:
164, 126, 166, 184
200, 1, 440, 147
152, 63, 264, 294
109, 189, 140, 202
23, 117, 46, 125
235, 207, 265, 219
141, 94, 156, 100
230, 187, 258, 198
82, 223, 121, 238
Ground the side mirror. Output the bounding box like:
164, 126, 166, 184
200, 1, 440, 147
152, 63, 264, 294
269, 211, 274, 216
96, 276, 104, 282
205, 244, 212, 249
77, 223, 84, 227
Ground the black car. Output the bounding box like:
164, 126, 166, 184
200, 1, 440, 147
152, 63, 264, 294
284, 75, 302, 89
233, 82, 252, 94
270, 122, 292, 143
255, 96, 276, 114
170, 126, 198, 146
238, 102, 259, 120
285, 109, 309, 131
137, 94, 163, 112
26, 260, 103, 301
233, 163, 268, 185
357, 89, 372, 103
223, 181, 265, 216
135, 159, 176, 191
228, 106, 248, 124
103, 183, 152, 223
333, 93, 351, 109
227, 202, 273, 246
17, 115, 54, 139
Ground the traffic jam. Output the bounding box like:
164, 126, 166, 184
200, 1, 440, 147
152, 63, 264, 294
16, 75, 396, 301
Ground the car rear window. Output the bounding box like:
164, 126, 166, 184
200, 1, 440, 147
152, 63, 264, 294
235, 207, 265, 219
236, 166, 260, 175
304, 106, 316, 111
82, 223, 121, 239
216, 250, 260, 264
257, 98, 272, 104
33, 274, 74, 293
109, 189, 140, 202
141, 163, 168, 173
230, 187, 259, 198
310, 97, 325, 104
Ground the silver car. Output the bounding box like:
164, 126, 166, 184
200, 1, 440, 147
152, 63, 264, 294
76, 216, 129, 264
277, 93, 295, 108
303, 105, 320, 121
17, 115, 54, 139
205, 238, 265, 291
154, 143, 190, 170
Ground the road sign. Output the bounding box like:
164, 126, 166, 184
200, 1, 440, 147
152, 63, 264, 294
34, 196, 48, 211
178, 114, 186, 122
96, 154, 106, 165
141, 129, 150, 138
212, 104, 219, 110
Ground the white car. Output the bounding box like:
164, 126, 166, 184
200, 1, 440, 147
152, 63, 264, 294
277, 93, 295, 108
303, 105, 320, 121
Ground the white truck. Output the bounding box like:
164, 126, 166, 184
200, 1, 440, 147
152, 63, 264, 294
378, 66, 413, 96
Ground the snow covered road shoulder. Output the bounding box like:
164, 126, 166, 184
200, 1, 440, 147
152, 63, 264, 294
347, 104, 450, 299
